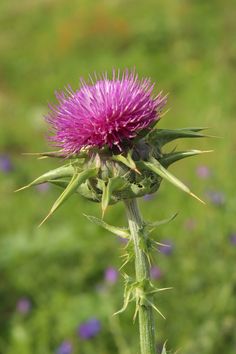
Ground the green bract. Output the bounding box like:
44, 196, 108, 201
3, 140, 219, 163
16, 127, 211, 224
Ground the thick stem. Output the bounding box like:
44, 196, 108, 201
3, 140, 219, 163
124, 199, 156, 354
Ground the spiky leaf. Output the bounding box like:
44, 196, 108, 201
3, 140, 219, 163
48, 179, 70, 189
23, 150, 88, 159
84, 214, 129, 238
160, 342, 167, 354
39, 167, 98, 226
112, 151, 139, 173
101, 176, 127, 216
160, 149, 213, 167
146, 212, 178, 231
15, 165, 75, 192
148, 128, 207, 147
141, 157, 204, 203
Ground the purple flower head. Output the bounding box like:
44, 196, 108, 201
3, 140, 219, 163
158, 240, 174, 255
16, 297, 31, 314
0, 154, 13, 173
104, 267, 118, 285
150, 266, 162, 280
196, 165, 211, 179
229, 233, 236, 246
78, 318, 101, 340
46, 70, 167, 154
56, 341, 73, 354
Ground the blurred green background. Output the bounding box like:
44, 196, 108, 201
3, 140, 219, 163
1, 0, 236, 353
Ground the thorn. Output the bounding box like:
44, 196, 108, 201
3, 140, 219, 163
154, 241, 172, 247
159, 107, 171, 118
119, 258, 130, 270
134, 168, 141, 175
14, 185, 30, 192
206, 134, 223, 139
189, 192, 206, 204
149, 287, 173, 294
133, 303, 139, 322
147, 300, 166, 319
38, 212, 52, 227
146, 252, 152, 267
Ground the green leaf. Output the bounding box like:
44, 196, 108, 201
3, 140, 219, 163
49, 178, 99, 200
160, 342, 168, 354
101, 177, 127, 216
142, 157, 204, 203
113, 287, 133, 316
146, 212, 178, 231
39, 167, 98, 226
113, 274, 135, 316
145, 298, 166, 319
15, 165, 75, 192
160, 149, 213, 167
84, 214, 130, 238
174, 127, 208, 131
23, 150, 88, 159
48, 179, 70, 189
112, 151, 140, 173
148, 128, 208, 147
22, 150, 65, 158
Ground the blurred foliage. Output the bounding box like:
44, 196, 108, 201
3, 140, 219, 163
0, 0, 236, 353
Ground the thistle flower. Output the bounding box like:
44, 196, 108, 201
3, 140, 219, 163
46, 69, 166, 154
17, 69, 210, 354
17, 70, 209, 223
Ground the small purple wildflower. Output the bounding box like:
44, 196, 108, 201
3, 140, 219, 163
16, 297, 31, 314
117, 236, 128, 245
56, 341, 73, 354
78, 318, 101, 340
158, 240, 173, 255
196, 165, 211, 179
143, 194, 154, 201
0, 154, 13, 173
206, 190, 225, 206
46, 70, 166, 154
229, 233, 236, 246
104, 267, 118, 284
150, 266, 162, 280
35, 182, 50, 193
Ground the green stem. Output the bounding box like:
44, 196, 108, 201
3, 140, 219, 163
124, 199, 156, 354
